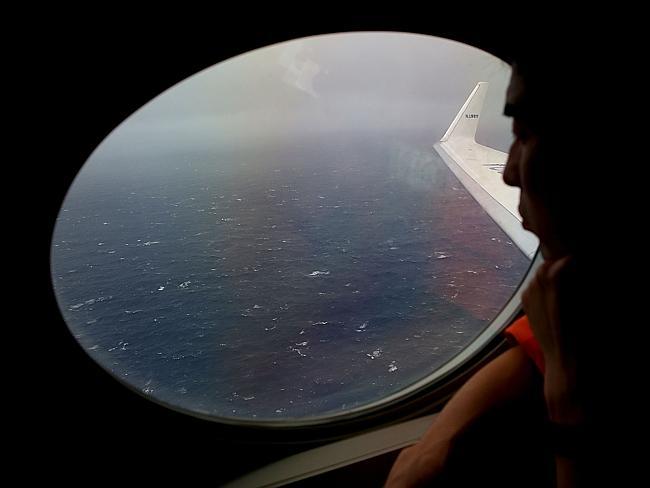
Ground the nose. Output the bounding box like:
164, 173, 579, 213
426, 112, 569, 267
502, 141, 520, 188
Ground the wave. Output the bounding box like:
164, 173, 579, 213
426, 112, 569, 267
69, 295, 113, 311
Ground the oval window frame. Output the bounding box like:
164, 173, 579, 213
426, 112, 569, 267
47, 29, 534, 445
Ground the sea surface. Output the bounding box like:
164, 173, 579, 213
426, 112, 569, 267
51, 128, 530, 420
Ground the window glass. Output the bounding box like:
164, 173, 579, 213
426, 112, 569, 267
51, 33, 531, 421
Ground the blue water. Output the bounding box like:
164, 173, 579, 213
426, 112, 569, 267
51, 129, 530, 420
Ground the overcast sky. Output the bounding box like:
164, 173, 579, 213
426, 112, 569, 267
90, 32, 512, 163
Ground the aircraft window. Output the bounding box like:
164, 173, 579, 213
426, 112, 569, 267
51, 33, 535, 422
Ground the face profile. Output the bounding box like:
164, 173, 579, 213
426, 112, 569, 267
502, 66, 565, 260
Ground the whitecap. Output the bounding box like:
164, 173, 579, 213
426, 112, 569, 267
69, 296, 112, 311
313, 321, 328, 326
179, 281, 191, 288
307, 270, 330, 277
366, 349, 382, 359
253, 304, 262, 309
388, 362, 398, 373
290, 347, 307, 357
355, 321, 369, 332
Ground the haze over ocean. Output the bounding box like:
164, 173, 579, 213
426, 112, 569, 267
51, 127, 530, 420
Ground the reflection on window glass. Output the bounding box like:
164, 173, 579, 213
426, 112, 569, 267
51, 33, 530, 420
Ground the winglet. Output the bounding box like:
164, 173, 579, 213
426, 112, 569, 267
440, 82, 488, 143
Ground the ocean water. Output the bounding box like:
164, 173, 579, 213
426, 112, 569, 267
51, 129, 530, 420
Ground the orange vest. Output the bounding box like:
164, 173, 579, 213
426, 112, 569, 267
504, 315, 545, 374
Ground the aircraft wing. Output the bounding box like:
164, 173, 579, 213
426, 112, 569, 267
433, 82, 538, 258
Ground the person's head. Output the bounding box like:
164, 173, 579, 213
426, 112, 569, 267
502, 62, 560, 259
501, 46, 591, 261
